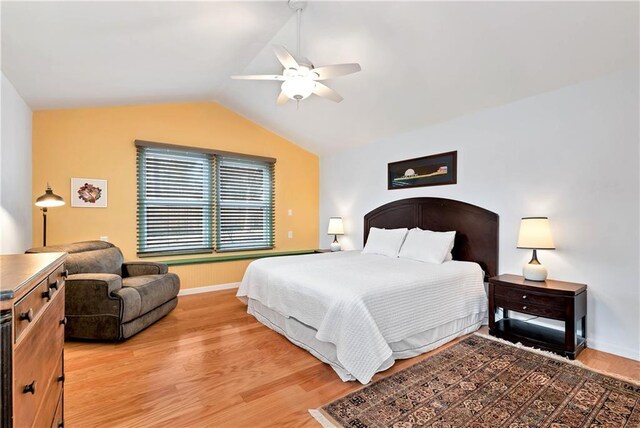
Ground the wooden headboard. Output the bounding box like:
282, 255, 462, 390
363, 197, 499, 278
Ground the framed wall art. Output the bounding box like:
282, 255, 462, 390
388, 151, 457, 190
71, 178, 108, 208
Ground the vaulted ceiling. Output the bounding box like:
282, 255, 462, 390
2, 1, 638, 155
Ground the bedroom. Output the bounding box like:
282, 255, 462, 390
0, 1, 638, 427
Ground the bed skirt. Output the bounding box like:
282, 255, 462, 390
247, 298, 487, 382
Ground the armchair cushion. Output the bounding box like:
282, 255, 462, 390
115, 273, 180, 321
122, 261, 168, 277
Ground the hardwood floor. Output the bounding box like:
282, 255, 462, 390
64, 289, 640, 428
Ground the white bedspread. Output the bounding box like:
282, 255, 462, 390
237, 251, 487, 383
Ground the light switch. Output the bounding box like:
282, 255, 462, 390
287, 209, 293, 216
100, 236, 109, 242
287, 231, 293, 239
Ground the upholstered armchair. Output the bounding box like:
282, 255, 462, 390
27, 241, 180, 340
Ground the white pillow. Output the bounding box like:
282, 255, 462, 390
361, 227, 408, 258
398, 229, 456, 264
408, 228, 455, 261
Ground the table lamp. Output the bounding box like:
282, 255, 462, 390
35, 184, 65, 246
327, 217, 344, 252
517, 217, 555, 281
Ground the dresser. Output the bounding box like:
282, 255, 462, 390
488, 274, 587, 359
1, 253, 67, 428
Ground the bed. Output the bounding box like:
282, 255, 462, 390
237, 197, 499, 384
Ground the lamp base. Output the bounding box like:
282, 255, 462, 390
330, 242, 341, 252
523, 262, 548, 281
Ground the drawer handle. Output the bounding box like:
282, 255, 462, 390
23, 380, 36, 395
42, 287, 54, 301
51, 279, 60, 290
522, 295, 527, 299
522, 306, 528, 310
19, 308, 34, 322
60, 317, 67, 326
61, 269, 69, 278
57, 374, 65, 383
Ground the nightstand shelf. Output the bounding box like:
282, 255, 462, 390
489, 274, 587, 359
493, 319, 586, 354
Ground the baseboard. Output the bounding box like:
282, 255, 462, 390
587, 337, 640, 361
178, 282, 240, 296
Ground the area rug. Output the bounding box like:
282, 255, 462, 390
311, 334, 640, 428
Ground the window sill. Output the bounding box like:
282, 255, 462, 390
158, 249, 316, 266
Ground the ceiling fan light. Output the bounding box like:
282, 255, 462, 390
281, 78, 315, 101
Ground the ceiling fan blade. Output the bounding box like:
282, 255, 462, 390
276, 91, 289, 105
231, 74, 284, 81
312, 63, 361, 80
272, 45, 299, 70
312, 82, 344, 103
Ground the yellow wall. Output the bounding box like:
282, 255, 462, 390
32, 102, 319, 289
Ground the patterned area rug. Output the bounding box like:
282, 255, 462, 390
312, 334, 640, 428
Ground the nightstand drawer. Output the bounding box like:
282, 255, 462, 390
494, 296, 565, 320
494, 286, 567, 308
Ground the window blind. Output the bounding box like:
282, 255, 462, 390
216, 157, 275, 252
137, 146, 214, 256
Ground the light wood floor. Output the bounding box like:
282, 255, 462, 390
64, 289, 639, 428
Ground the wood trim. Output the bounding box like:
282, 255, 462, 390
363, 197, 499, 278
134, 139, 276, 164
159, 249, 316, 266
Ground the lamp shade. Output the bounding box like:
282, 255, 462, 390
35, 185, 65, 208
517, 217, 555, 250
327, 217, 344, 235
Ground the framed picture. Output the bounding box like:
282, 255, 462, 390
388, 151, 457, 190
71, 178, 108, 208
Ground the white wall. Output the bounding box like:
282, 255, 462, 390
319, 69, 639, 360
1, 72, 33, 254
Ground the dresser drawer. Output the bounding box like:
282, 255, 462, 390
14, 278, 54, 342
33, 354, 63, 428
494, 285, 567, 309
50, 391, 63, 428
494, 295, 565, 320
48, 264, 67, 293
13, 287, 65, 427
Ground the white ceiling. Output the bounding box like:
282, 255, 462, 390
3, 1, 638, 155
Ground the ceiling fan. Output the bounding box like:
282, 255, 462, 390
231, 0, 361, 106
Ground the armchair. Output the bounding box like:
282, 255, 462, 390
27, 241, 180, 340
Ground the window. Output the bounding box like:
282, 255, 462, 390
136, 141, 275, 256
217, 157, 275, 252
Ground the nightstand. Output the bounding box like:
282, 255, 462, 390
488, 274, 587, 359
314, 249, 332, 253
